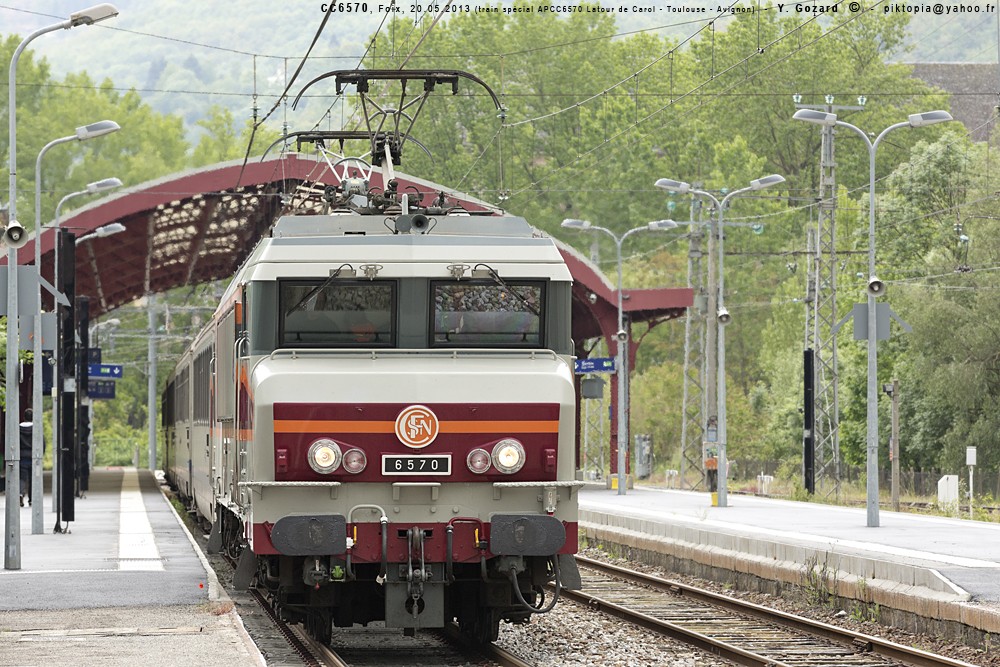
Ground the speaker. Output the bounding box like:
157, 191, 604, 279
3, 220, 28, 248
867, 277, 885, 296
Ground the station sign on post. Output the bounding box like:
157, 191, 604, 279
87, 380, 116, 400
574, 357, 616, 374
88, 363, 123, 380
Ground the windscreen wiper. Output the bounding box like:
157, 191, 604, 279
473, 263, 540, 317
284, 264, 354, 315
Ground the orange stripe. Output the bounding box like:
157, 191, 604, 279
275, 420, 395, 434
439, 421, 559, 434
273, 419, 558, 434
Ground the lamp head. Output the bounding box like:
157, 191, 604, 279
749, 174, 785, 190
647, 219, 678, 231
654, 178, 691, 194
561, 219, 591, 230
792, 108, 838, 126
93, 222, 126, 238
69, 3, 119, 27
86, 177, 123, 193
907, 110, 953, 128
76, 120, 120, 141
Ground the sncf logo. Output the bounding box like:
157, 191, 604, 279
394, 405, 439, 449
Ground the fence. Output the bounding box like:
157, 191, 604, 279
728, 459, 1000, 500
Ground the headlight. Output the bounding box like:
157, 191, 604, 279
308, 438, 342, 474
466, 448, 491, 474
342, 448, 367, 474
491, 438, 525, 474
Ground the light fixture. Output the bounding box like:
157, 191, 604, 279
792, 109, 838, 127
908, 110, 953, 128
75, 119, 120, 140
858, 95, 867, 107
560, 218, 591, 229
93, 222, 125, 237
86, 177, 123, 193
654, 178, 691, 194
793, 93, 802, 104
308, 438, 342, 474
647, 219, 678, 231
825, 94, 835, 104
750, 174, 786, 190
342, 448, 367, 474
466, 448, 491, 474
491, 439, 525, 474
69, 3, 119, 27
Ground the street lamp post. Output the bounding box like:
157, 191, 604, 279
655, 175, 785, 508
6, 2, 120, 570
561, 218, 677, 495
31, 123, 120, 534
793, 108, 952, 527
49, 184, 121, 521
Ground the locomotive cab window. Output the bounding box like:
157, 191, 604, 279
431, 281, 544, 347
279, 280, 395, 347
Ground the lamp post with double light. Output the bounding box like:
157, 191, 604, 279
561, 218, 678, 495
6, 3, 120, 570
655, 175, 785, 508
30, 123, 120, 534
793, 107, 952, 527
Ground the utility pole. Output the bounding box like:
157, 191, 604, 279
795, 94, 865, 500
885, 378, 900, 512
680, 195, 706, 489
147, 294, 157, 471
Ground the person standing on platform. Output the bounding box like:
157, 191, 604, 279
18, 409, 35, 506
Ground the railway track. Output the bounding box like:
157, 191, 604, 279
250, 588, 531, 666
568, 555, 980, 667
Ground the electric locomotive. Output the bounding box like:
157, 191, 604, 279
162, 70, 582, 644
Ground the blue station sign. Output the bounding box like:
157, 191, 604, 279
574, 357, 616, 374
88, 363, 124, 380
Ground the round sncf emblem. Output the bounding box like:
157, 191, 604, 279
395, 405, 440, 449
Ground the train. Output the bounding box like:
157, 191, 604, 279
161, 68, 582, 645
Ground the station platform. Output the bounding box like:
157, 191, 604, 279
0, 467, 263, 667
579, 485, 1000, 642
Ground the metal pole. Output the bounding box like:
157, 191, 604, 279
866, 139, 880, 528
7, 20, 70, 571
147, 294, 157, 471
714, 186, 754, 508
32, 135, 74, 534
891, 378, 899, 512
50, 194, 79, 517
614, 236, 626, 495
716, 200, 728, 507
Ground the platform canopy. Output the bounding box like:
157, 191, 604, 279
11, 152, 691, 330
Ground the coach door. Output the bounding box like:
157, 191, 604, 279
215, 308, 237, 506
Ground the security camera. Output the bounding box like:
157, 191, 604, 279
867, 276, 886, 296
616, 329, 627, 342
587, 292, 598, 305
3, 220, 27, 248
717, 307, 732, 325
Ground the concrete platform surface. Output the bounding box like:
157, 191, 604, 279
579, 485, 1000, 636
0, 467, 263, 666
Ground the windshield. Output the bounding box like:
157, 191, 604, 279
432, 281, 543, 347
280, 280, 394, 347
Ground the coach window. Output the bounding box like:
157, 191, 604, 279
280, 280, 395, 347
431, 281, 544, 348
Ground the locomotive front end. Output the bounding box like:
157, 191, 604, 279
227, 214, 582, 643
